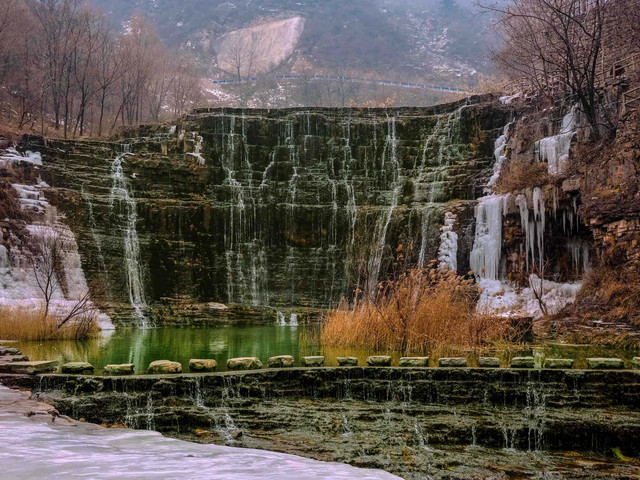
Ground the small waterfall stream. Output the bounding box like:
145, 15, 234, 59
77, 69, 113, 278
109, 152, 148, 327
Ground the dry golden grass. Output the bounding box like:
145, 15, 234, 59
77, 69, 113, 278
494, 160, 550, 194
0, 306, 99, 341
321, 265, 514, 357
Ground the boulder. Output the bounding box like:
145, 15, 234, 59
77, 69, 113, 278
268, 355, 295, 368
302, 356, 324, 367
227, 357, 262, 370
61, 362, 95, 374
633, 357, 640, 370
399, 357, 429, 367
586, 358, 625, 369
438, 357, 467, 367
366, 355, 392, 366
189, 359, 217, 372
103, 364, 135, 375
478, 357, 501, 368
510, 357, 535, 368
148, 360, 182, 374
337, 357, 358, 366
543, 358, 574, 369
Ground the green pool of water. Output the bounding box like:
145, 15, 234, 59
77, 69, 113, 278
14, 326, 640, 373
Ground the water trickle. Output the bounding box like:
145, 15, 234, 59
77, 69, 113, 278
108, 153, 148, 327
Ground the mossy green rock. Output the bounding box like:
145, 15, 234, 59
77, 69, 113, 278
544, 358, 574, 369
337, 357, 358, 366
302, 356, 324, 367
399, 357, 429, 367
103, 364, 135, 375
633, 357, 640, 370
510, 357, 535, 368
366, 356, 392, 366
148, 360, 182, 374
586, 358, 624, 369
61, 362, 95, 374
438, 357, 467, 367
227, 357, 263, 370
268, 355, 295, 368
189, 359, 217, 372
478, 357, 500, 368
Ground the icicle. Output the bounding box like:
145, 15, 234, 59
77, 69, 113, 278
438, 212, 458, 271
533, 187, 545, 273
470, 196, 504, 280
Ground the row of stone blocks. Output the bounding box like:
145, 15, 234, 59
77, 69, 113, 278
51, 355, 640, 375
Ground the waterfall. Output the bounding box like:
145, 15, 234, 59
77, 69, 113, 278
470, 195, 506, 280
109, 153, 148, 327
366, 116, 400, 295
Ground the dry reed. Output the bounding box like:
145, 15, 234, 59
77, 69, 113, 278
0, 306, 99, 341
321, 265, 513, 357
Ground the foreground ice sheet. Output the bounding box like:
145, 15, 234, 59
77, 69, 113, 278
0, 387, 398, 480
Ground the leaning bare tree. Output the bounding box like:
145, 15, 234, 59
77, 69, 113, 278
482, 0, 610, 138
28, 226, 97, 337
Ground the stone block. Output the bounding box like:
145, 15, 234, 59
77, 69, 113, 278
366, 355, 392, 366
148, 360, 182, 374
268, 355, 295, 368
61, 362, 95, 374
0, 347, 21, 356
0, 361, 57, 374
510, 357, 535, 368
189, 359, 217, 372
103, 364, 135, 375
478, 357, 501, 368
543, 358, 574, 369
0, 354, 29, 362
337, 357, 358, 366
399, 357, 429, 367
302, 356, 324, 367
227, 357, 262, 370
586, 358, 624, 369
438, 357, 467, 367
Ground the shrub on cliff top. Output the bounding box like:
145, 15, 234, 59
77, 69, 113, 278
321, 265, 513, 356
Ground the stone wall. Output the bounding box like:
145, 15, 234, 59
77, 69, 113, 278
22, 96, 511, 324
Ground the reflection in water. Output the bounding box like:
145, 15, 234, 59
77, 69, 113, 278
16, 326, 640, 373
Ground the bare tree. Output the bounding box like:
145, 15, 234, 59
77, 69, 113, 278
226, 31, 259, 107
28, 226, 97, 333
482, 0, 611, 138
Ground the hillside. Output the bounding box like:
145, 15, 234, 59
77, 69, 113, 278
87, 0, 495, 83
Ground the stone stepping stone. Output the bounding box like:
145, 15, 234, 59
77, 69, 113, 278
302, 356, 324, 367
366, 356, 392, 366
337, 357, 358, 366
510, 357, 535, 368
0, 347, 22, 356
438, 357, 467, 367
544, 358, 574, 369
227, 357, 262, 370
586, 358, 624, 369
478, 357, 501, 368
399, 357, 429, 367
0, 354, 29, 363
268, 355, 295, 368
61, 362, 95, 374
0, 361, 58, 374
148, 360, 182, 374
189, 359, 217, 372
103, 364, 135, 375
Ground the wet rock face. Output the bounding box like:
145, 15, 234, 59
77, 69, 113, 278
20, 368, 640, 479
23, 99, 511, 324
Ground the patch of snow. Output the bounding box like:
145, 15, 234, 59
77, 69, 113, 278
499, 92, 521, 105
0, 148, 42, 166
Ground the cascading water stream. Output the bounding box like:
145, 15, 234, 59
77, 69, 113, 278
109, 153, 148, 327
